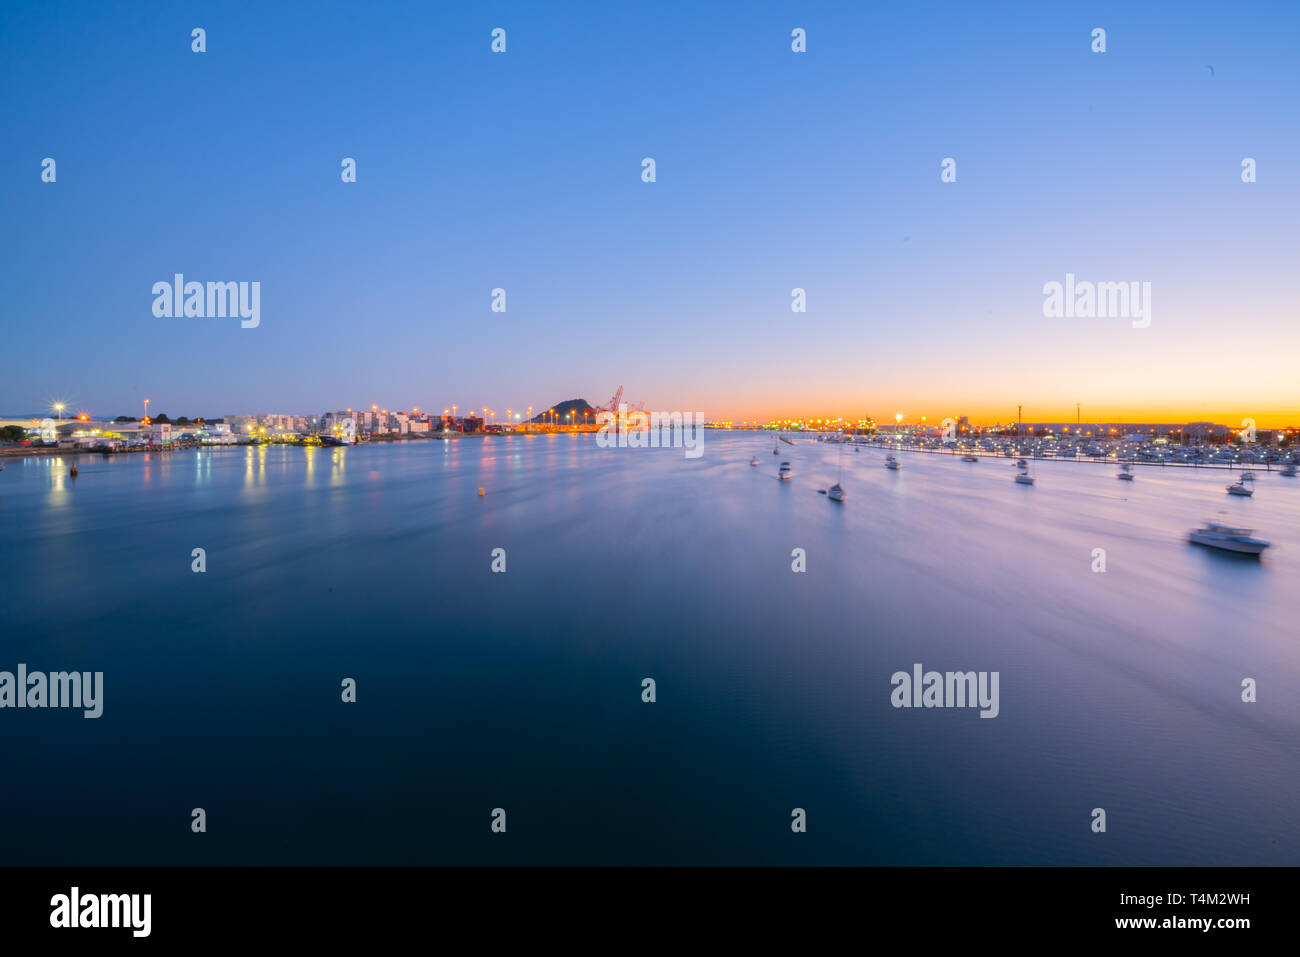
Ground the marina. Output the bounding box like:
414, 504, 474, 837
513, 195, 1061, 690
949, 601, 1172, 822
760, 433, 1290, 558
809, 435, 1300, 473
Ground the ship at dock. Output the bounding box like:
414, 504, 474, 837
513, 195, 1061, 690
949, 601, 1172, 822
320, 416, 357, 446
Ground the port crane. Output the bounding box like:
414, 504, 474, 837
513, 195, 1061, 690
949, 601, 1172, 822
598, 385, 646, 414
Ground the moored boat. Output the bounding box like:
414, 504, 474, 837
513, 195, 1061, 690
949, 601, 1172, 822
1188, 521, 1270, 555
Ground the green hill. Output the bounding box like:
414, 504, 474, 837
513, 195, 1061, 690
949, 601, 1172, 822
530, 399, 597, 424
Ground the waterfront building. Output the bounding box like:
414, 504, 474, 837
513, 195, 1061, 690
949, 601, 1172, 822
199, 423, 237, 445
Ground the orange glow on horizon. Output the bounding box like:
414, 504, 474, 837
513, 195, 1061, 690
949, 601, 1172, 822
715, 405, 1298, 429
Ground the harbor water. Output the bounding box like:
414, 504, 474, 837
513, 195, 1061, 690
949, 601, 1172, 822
2, 434, 1297, 864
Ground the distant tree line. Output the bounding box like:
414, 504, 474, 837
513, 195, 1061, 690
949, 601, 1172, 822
112, 414, 219, 425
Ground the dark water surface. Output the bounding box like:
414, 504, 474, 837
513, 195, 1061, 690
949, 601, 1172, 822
2, 435, 1297, 864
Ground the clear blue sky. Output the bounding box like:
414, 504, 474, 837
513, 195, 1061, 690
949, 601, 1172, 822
3, 0, 1298, 423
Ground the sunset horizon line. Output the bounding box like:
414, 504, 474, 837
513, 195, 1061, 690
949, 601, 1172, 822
9, 402, 1298, 431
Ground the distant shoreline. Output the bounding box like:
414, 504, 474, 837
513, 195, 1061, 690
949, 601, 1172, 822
0, 429, 584, 461
2, 432, 1290, 472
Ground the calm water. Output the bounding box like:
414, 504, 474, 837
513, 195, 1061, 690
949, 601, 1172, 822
2, 436, 1298, 865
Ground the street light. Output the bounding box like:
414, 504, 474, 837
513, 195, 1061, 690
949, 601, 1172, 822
53, 402, 64, 421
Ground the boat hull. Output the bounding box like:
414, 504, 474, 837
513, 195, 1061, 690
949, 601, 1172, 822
1189, 533, 1268, 555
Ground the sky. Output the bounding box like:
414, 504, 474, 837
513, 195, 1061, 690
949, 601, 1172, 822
2, 0, 1298, 426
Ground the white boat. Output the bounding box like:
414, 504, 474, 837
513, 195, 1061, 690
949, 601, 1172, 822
1117, 462, 1134, 481
1281, 464, 1298, 477
778, 461, 794, 480
750, 457, 759, 467
1014, 464, 1034, 485
1189, 521, 1270, 555
961, 454, 978, 462
884, 454, 899, 470
1226, 480, 1253, 497
827, 441, 847, 499
1015, 458, 1027, 469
